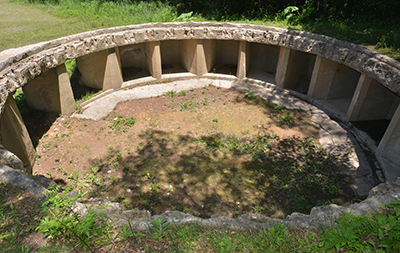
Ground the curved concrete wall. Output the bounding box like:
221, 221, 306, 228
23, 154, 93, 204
0, 22, 399, 180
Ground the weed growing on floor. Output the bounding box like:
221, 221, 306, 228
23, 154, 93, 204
163, 90, 178, 98
109, 114, 136, 131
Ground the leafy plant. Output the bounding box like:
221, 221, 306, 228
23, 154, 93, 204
277, 6, 299, 24
109, 114, 136, 131
36, 186, 102, 252
320, 199, 400, 252
91, 167, 100, 175
178, 91, 187, 97
175, 11, 194, 22
244, 91, 256, 100
149, 217, 170, 239
164, 90, 177, 98
252, 204, 265, 214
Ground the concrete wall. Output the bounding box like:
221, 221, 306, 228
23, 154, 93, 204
1, 22, 400, 179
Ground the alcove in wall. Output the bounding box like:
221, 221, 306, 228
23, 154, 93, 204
119, 43, 152, 81
212, 40, 239, 76
246, 43, 280, 84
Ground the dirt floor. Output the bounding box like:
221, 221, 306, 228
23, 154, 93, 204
33, 85, 354, 218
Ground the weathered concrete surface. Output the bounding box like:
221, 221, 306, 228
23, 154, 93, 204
146, 41, 162, 79
308, 56, 360, 99
23, 64, 75, 114
0, 96, 35, 172
0, 165, 47, 199
276, 48, 315, 90
347, 74, 400, 122
377, 103, 400, 181
77, 48, 123, 90
73, 77, 233, 121
2, 22, 400, 114
0, 147, 24, 173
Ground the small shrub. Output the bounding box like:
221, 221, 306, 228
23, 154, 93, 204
36, 186, 104, 252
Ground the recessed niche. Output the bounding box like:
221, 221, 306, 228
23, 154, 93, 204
247, 43, 280, 84
119, 44, 151, 81
160, 40, 188, 74
213, 40, 239, 76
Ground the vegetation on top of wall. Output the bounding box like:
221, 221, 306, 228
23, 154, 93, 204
8, 0, 400, 60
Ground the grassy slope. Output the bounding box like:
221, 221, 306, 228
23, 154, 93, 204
0, 0, 291, 52
0, 0, 96, 51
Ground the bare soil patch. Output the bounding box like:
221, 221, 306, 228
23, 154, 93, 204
33, 85, 354, 218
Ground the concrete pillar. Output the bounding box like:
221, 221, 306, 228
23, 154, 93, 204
181, 39, 212, 76
195, 40, 209, 76
308, 56, 360, 99
237, 41, 250, 79
23, 64, 75, 115
376, 104, 400, 175
275, 47, 315, 90
346, 74, 400, 121
77, 48, 123, 90
0, 95, 35, 173
146, 41, 162, 79
203, 40, 217, 73
181, 39, 198, 75
275, 47, 291, 87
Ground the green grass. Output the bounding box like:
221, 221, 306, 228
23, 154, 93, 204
0, 0, 91, 51
2, 183, 399, 252
5, 0, 399, 60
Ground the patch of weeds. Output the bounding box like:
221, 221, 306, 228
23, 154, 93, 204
164, 90, 177, 97
111, 195, 125, 203
320, 199, 400, 252
262, 100, 298, 127
109, 114, 136, 131
178, 101, 189, 111
252, 204, 265, 213
177, 204, 189, 213
36, 186, 106, 252
178, 91, 186, 96
143, 172, 152, 180
277, 114, 295, 127
244, 91, 256, 103
150, 183, 160, 193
